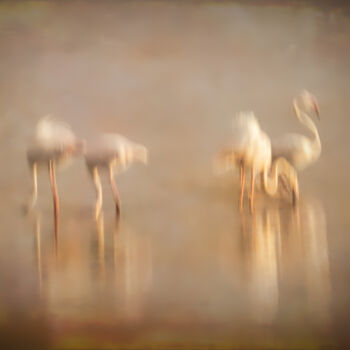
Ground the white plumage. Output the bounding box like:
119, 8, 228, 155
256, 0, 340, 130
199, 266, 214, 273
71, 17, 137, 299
26, 116, 85, 215
85, 133, 148, 219
231, 111, 272, 174
33, 116, 77, 151
215, 111, 298, 211
272, 90, 321, 171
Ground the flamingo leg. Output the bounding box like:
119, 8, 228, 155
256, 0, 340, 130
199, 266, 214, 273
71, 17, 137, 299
292, 176, 300, 206
49, 160, 59, 219
249, 167, 255, 213
92, 167, 103, 220
260, 172, 265, 192
28, 162, 38, 210
54, 207, 59, 257
109, 166, 121, 216
239, 161, 245, 211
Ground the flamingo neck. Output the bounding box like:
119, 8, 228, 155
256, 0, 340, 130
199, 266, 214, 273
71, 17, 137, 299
263, 158, 298, 197
263, 163, 279, 196
293, 98, 321, 154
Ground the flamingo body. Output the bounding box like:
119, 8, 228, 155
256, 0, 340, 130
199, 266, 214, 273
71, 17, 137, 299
26, 116, 84, 215
272, 133, 320, 171
215, 112, 298, 211
85, 133, 148, 219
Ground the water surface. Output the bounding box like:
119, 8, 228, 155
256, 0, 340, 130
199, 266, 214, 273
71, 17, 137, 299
0, 1, 349, 348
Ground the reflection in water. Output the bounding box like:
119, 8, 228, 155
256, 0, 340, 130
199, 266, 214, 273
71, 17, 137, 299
219, 197, 330, 326
304, 201, 330, 324
96, 214, 106, 285
249, 208, 280, 324
31, 210, 59, 297
30, 211, 153, 321
282, 198, 331, 326
114, 221, 153, 320
27, 196, 329, 345
33, 212, 43, 296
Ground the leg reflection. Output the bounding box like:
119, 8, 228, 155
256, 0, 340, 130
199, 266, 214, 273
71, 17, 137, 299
113, 222, 153, 320
96, 214, 106, 285
249, 208, 279, 324
33, 211, 43, 296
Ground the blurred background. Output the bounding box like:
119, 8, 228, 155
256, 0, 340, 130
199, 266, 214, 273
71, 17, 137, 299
0, 1, 349, 348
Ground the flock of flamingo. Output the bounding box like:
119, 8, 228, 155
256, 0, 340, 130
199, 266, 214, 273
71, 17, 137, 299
26, 121, 148, 219
215, 89, 320, 212
25, 89, 320, 218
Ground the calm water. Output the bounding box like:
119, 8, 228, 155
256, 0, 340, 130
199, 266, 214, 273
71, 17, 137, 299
0, 1, 349, 348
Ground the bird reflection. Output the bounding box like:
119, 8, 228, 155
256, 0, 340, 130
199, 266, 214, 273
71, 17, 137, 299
96, 214, 106, 285
30, 209, 59, 297
219, 197, 330, 326
279, 198, 331, 326
29, 209, 152, 320
33, 211, 43, 296
248, 207, 280, 324
113, 222, 153, 320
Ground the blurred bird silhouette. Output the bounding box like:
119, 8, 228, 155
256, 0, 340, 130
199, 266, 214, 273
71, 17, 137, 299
215, 112, 298, 212
26, 116, 85, 217
272, 90, 321, 171
85, 133, 148, 219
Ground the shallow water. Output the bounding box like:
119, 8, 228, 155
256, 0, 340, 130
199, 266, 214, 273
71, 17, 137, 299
0, 1, 350, 348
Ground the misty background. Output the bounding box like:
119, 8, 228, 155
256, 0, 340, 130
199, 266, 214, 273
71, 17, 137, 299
0, 1, 349, 348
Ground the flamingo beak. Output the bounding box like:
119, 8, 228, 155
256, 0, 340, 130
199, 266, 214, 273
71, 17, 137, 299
313, 100, 320, 120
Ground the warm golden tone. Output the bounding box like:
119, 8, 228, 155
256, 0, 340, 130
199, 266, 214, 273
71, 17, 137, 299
215, 112, 299, 211
85, 133, 148, 219
26, 116, 85, 216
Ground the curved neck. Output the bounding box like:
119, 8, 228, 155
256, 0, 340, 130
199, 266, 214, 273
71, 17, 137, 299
293, 98, 321, 151
263, 158, 298, 197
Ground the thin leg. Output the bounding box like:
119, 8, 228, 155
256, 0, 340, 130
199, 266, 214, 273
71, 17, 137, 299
240, 161, 243, 188
49, 160, 59, 219
249, 167, 255, 213
27, 162, 38, 210
292, 176, 299, 206
54, 207, 59, 257
92, 167, 103, 220
260, 172, 265, 192
239, 162, 245, 211
109, 166, 121, 217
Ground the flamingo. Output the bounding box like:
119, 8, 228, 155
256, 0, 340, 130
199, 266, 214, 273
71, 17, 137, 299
272, 90, 320, 171
26, 116, 85, 217
85, 133, 148, 219
214, 112, 298, 212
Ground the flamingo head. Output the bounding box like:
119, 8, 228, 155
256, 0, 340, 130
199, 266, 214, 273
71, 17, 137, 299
301, 90, 320, 120
132, 144, 148, 165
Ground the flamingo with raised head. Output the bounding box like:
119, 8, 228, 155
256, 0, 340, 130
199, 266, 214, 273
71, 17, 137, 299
272, 90, 321, 170
215, 112, 298, 212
